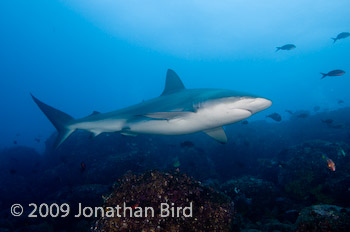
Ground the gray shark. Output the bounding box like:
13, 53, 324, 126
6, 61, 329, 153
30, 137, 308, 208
32, 69, 272, 148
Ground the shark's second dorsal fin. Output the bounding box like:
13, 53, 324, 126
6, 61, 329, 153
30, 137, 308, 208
90, 111, 101, 116
161, 69, 185, 96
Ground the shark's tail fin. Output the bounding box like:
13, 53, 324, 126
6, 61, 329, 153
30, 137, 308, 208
320, 73, 328, 79
331, 38, 337, 43
275, 47, 281, 52
31, 94, 75, 148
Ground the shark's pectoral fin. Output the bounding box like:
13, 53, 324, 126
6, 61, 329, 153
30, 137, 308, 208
203, 127, 227, 144
144, 111, 194, 120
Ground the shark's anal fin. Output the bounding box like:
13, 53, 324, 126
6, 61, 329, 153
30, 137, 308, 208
90, 130, 102, 137
144, 111, 193, 120
161, 69, 185, 96
203, 127, 227, 144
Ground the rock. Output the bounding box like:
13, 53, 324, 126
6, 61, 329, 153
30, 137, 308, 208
14, 222, 54, 232
92, 170, 234, 232
276, 140, 350, 205
47, 184, 110, 207
221, 176, 279, 221
296, 204, 350, 232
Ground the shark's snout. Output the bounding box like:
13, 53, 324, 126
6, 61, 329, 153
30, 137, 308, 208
247, 98, 272, 114
227, 97, 272, 114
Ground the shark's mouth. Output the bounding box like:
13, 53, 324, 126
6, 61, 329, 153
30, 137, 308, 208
238, 98, 272, 114
239, 108, 253, 114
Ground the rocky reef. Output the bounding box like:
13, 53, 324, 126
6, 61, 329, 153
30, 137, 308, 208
92, 170, 233, 232
2, 108, 350, 231
296, 205, 350, 232
274, 140, 350, 206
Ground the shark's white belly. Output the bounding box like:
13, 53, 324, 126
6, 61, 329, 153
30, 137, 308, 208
126, 108, 252, 135
72, 119, 126, 136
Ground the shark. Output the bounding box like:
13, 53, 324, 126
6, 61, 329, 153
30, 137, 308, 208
32, 69, 272, 148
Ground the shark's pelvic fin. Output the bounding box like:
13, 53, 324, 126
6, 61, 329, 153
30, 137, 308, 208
161, 69, 185, 96
121, 132, 138, 137
203, 127, 227, 144
31, 94, 75, 148
144, 111, 194, 120
121, 127, 138, 136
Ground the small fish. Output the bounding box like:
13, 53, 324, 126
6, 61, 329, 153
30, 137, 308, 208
297, 113, 309, 118
276, 44, 296, 52
313, 106, 320, 112
327, 160, 336, 172
321, 119, 333, 125
13, 140, 17, 145
321, 70, 345, 79
241, 120, 249, 125
339, 149, 346, 157
322, 154, 335, 172
9, 169, 17, 175
180, 141, 194, 148
80, 162, 86, 173
245, 198, 253, 205
332, 32, 350, 43
34, 138, 40, 143
266, 113, 282, 122
338, 100, 344, 104
173, 159, 181, 168
330, 124, 344, 129
285, 110, 294, 115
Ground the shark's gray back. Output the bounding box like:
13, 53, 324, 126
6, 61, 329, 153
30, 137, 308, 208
78, 88, 256, 123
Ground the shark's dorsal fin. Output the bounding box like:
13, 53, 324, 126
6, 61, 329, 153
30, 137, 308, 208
161, 69, 185, 96
203, 127, 227, 144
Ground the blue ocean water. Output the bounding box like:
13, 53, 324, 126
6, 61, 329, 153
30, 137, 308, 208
1, 1, 350, 231
1, 0, 349, 151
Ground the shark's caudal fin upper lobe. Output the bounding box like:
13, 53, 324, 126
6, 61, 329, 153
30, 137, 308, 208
31, 94, 75, 148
